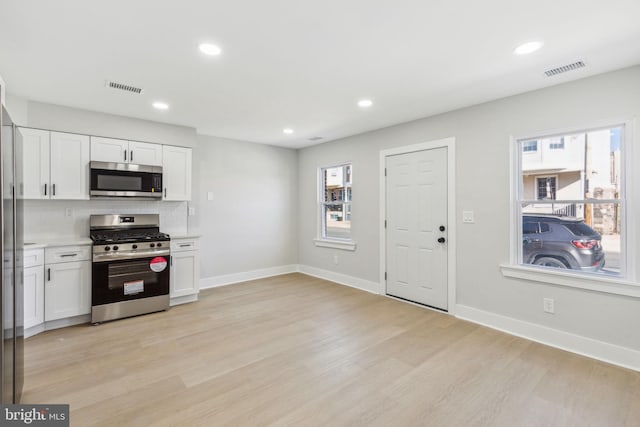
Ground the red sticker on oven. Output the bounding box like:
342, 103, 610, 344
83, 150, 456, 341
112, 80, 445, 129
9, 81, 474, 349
150, 256, 168, 272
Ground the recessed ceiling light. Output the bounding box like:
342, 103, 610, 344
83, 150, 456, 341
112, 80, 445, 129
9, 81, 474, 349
283, 128, 294, 135
514, 41, 544, 55
152, 101, 169, 110
357, 99, 373, 108
199, 43, 222, 56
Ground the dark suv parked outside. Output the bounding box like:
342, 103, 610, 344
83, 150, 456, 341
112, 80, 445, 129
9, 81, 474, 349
522, 214, 605, 271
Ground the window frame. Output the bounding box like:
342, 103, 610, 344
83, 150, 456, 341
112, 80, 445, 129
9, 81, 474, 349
314, 162, 356, 251
502, 118, 639, 297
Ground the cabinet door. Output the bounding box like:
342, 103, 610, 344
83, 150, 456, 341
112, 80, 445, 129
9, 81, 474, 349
129, 141, 162, 166
50, 132, 90, 200
171, 251, 199, 298
162, 145, 192, 201
24, 266, 44, 329
44, 261, 91, 321
19, 128, 50, 199
90, 136, 129, 163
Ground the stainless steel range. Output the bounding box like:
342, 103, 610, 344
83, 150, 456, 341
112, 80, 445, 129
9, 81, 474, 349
90, 214, 170, 323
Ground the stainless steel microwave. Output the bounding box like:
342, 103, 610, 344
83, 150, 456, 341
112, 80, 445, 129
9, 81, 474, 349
90, 161, 163, 199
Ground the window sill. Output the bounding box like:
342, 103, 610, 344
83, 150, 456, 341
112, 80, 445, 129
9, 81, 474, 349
500, 264, 640, 298
314, 239, 357, 251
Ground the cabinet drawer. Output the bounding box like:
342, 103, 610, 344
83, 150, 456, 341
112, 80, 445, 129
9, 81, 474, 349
24, 249, 45, 268
171, 239, 199, 252
45, 246, 91, 264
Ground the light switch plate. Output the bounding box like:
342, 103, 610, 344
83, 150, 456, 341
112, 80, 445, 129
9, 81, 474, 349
207, 192, 214, 201
462, 210, 474, 223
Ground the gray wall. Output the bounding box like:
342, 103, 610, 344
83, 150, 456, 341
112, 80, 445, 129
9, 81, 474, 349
297, 65, 640, 351
26, 101, 197, 148
192, 135, 298, 279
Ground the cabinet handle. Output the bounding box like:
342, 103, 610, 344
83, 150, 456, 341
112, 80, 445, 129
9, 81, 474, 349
52, 183, 56, 196
164, 188, 167, 198
47, 268, 51, 281
44, 183, 47, 196
124, 150, 127, 161
60, 253, 78, 258
130, 150, 133, 162
179, 244, 192, 248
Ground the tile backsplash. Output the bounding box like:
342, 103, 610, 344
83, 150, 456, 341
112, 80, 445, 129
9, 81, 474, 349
24, 199, 189, 241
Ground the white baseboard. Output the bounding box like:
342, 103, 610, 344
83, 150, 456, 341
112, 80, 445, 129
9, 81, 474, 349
298, 264, 382, 294
456, 304, 640, 372
200, 264, 299, 289
170, 293, 199, 306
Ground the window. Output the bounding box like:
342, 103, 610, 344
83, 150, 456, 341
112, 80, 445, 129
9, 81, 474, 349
536, 176, 557, 200
515, 125, 624, 277
549, 137, 565, 150
522, 140, 538, 152
320, 164, 352, 241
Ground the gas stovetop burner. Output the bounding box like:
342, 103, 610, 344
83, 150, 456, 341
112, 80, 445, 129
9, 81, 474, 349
90, 231, 170, 244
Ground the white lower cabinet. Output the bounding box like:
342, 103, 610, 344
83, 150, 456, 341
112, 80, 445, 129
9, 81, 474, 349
170, 238, 200, 303
23, 248, 45, 331
24, 265, 44, 329
44, 246, 91, 322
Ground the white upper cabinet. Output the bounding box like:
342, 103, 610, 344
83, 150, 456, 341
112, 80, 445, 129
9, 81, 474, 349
50, 132, 90, 200
91, 136, 162, 166
19, 127, 50, 199
162, 145, 192, 201
21, 128, 89, 200
129, 141, 162, 166
90, 136, 128, 163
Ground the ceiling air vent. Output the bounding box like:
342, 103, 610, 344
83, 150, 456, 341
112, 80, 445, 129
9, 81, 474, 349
105, 80, 144, 94
308, 136, 324, 142
544, 61, 585, 77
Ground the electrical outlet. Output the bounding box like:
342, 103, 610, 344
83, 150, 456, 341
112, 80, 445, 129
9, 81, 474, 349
188, 207, 196, 216
462, 210, 475, 223
543, 298, 555, 314
333, 254, 339, 265
65, 208, 73, 217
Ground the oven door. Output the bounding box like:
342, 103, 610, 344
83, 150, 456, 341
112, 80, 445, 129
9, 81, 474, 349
92, 255, 170, 306
90, 161, 162, 199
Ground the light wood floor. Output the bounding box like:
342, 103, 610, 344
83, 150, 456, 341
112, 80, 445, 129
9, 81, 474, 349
23, 273, 640, 426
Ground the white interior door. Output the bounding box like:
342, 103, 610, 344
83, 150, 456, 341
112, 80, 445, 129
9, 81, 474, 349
386, 147, 448, 310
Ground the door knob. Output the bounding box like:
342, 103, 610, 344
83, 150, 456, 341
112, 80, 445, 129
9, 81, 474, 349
438, 237, 446, 243
439, 225, 445, 232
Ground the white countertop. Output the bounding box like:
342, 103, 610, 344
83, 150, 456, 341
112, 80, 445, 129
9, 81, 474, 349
170, 233, 201, 239
24, 237, 93, 249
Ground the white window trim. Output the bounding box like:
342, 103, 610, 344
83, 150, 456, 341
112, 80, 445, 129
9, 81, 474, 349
505, 118, 638, 297
315, 162, 356, 251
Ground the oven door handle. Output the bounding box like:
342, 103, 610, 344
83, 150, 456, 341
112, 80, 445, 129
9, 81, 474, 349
92, 250, 171, 262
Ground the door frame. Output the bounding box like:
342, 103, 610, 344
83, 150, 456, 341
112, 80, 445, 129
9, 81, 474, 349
379, 137, 456, 314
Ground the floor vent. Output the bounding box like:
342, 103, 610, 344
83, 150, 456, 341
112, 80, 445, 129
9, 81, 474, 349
308, 136, 324, 142
105, 80, 144, 94
544, 61, 586, 77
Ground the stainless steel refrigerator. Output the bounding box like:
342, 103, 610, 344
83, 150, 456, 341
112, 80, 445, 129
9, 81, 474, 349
0, 94, 24, 403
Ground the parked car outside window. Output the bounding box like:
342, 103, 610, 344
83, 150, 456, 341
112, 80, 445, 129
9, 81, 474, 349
522, 214, 605, 272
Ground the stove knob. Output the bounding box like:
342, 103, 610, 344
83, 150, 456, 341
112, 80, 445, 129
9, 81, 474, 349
113, 246, 119, 251
132, 244, 138, 249
104, 246, 110, 251
150, 243, 156, 248
157, 243, 162, 247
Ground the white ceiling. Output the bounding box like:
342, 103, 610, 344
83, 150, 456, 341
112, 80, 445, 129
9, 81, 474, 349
1, 0, 639, 148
